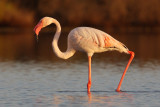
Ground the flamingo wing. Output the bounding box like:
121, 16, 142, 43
84, 27, 129, 53
69, 27, 128, 53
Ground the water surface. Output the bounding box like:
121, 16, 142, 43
0, 31, 160, 106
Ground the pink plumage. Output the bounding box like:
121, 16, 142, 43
34, 17, 134, 93
68, 27, 129, 55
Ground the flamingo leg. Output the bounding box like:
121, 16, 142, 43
87, 56, 92, 93
116, 51, 135, 92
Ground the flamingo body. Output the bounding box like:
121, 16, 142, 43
68, 27, 128, 56
34, 17, 134, 92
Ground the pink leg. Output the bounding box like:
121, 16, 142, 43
116, 51, 135, 92
87, 56, 92, 93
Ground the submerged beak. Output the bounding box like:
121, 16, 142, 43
34, 21, 43, 40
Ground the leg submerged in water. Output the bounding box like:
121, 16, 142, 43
87, 56, 92, 93
116, 51, 135, 92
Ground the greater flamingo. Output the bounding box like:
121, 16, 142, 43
34, 17, 134, 92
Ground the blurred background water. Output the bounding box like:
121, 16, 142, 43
1, 0, 160, 107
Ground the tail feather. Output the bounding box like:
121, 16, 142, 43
117, 42, 129, 54
103, 34, 129, 54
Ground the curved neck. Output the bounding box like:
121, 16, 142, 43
51, 19, 75, 59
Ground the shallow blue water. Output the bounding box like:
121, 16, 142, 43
0, 32, 160, 106
0, 59, 160, 107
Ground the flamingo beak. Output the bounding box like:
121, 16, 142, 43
34, 21, 43, 38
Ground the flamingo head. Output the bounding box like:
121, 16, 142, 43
34, 17, 53, 36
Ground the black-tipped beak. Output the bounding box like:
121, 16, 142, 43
34, 34, 39, 42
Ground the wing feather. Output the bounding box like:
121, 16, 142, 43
69, 27, 129, 53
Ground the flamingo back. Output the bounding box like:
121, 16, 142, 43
68, 27, 129, 54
